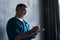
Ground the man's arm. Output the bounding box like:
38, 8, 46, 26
15, 26, 39, 40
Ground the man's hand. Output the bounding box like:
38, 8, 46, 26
30, 26, 39, 36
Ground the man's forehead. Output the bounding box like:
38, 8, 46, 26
21, 7, 27, 10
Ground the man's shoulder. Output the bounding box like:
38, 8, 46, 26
8, 17, 17, 23
6, 17, 18, 28
7, 17, 23, 25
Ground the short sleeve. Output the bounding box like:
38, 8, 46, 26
6, 20, 23, 40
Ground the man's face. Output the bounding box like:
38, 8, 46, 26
18, 6, 26, 17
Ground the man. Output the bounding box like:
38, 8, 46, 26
6, 3, 39, 40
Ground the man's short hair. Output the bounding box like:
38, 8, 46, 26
16, 3, 27, 11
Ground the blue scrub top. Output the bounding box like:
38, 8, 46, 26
6, 17, 32, 40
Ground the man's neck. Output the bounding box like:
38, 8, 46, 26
15, 15, 23, 19
15, 16, 23, 22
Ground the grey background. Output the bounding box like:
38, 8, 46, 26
0, 0, 40, 40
